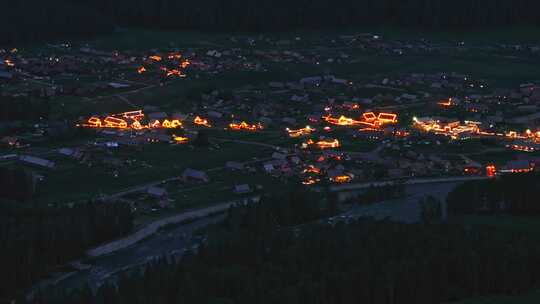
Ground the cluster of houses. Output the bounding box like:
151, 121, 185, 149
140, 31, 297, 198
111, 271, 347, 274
6, 29, 538, 100
3, 33, 540, 208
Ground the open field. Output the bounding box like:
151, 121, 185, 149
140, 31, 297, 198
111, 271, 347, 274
84, 27, 540, 50
24, 142, 274, 204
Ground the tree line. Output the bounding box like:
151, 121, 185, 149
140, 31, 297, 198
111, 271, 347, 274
41, 188, 540, 304
0, 201, 133, 300
1, 0, 113, 45
447, 172, 540, 215
4, 0, 540, 45
76, 0, 540, 30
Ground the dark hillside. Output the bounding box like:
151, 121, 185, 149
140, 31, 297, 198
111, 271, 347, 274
4, 0, 540, 44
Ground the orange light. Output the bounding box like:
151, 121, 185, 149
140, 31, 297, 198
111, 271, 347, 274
122, 110, 145, 121
438, 98, 453, 107
180, 60, 191, 69
194, 116, 211, 127
86, 117, 102, 128
229, 121, 262, 131
503, 131, 530, 140
166, 69, 186, 77
131, 120, 144, 130
416, 117, 539, 141
486, 165, 497, 178
149, 120, 161, 128
137, 66, 146, 74
343, 103, 360, 110
377, 113, 398, 124
356, 112, 398, 128
80, 110, 185, 131
362, 112, 377, 122
414, 118, 480, 138
506, 131, 518, 138
173, 135, 189, 143
286, 126, 314, 137
4, 59, 15, 67
304, 139, 340, 149
394, 130, 410, 137
331, 175, 352, 183
302, 177, 320, 185
509, 144, 536, 152
149, 55, 162, 62
303, 165, 321, 174
324, 115, 362, 126
318, 139, 340, 149
168, 53, 182, 60
104, 116, 128, 129
159, 119, 182, 129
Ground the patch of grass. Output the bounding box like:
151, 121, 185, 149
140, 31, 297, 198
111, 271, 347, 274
340, 138, 378, 152
318, 53, 540, 88
167, 165, 292, 209
372, 26, 540, 44
86, 28, 235, 51
32, 142, 273, 204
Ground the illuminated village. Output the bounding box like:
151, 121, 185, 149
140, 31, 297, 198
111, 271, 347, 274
2, 32, 540, 223
3, 22, 540, 303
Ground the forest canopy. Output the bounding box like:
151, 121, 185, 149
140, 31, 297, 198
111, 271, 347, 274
0, 201, 133, 299
42, 192, 540, 304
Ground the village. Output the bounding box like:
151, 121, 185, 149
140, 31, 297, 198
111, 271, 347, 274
2, 30, 540, 223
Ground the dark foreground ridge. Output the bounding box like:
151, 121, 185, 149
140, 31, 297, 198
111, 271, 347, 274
40, 186, 540, 304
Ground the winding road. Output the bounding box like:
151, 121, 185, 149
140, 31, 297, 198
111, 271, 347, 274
29, 177, 468, 298
87, 196, 259, 257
